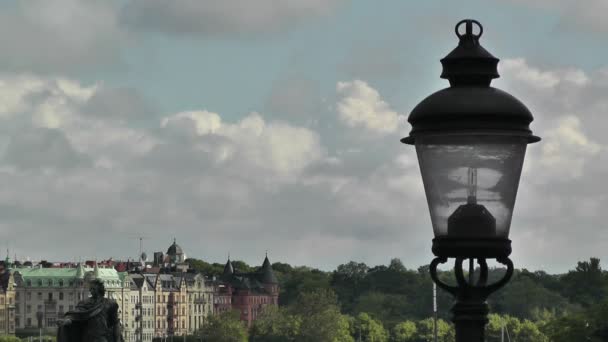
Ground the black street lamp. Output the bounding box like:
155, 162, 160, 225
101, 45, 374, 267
402, 19, 540, 342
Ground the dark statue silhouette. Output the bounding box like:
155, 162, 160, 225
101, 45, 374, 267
56, 279, 123, 342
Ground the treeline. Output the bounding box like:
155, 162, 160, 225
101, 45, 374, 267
186, 257, 608, 341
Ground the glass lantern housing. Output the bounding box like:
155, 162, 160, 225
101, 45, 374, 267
415, 134, 527, 239
402, 20, 539, 258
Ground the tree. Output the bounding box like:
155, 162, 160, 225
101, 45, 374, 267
490, 274, 573, 319
392, 320, 417, 342
513, 319, 548, 342
350, 313, 389, 342
389, 258, 407, 273
279, 266, 331, 306
415, 318, 454, 342
290, 289, 354, 342
198, 310, 248, 342
541, 313, 590, 342
561, 258, 607, 307
250, 306, 301, 342
185, 258, 224, 276
331, 261, 369, 312
231, 260, 252, 273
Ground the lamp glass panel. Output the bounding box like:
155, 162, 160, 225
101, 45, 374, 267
415, 135, 527, 238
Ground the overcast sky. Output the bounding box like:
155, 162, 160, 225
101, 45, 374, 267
0, 0, 606, 274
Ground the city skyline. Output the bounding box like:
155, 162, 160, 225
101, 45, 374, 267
0, 0, 606, 273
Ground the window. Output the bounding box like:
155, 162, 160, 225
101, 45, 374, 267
59, 280, 64, 287
15, 292, 19, 300
37, 292, 42, 300
26, 318, 31, 327
26, 305, 31, 314
69, 305, 74, 311
48, 293, 53, 301
59, 305, 64, 313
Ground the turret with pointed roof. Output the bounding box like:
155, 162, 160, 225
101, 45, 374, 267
260, 255, 278, 284
222, 258, 234, 280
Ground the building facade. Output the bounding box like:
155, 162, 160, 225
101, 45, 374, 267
0, 270, 16, 335
184, 273, 214, 333
215, 256, 279, 327
128, 273, 155, 342
12, 263, 129, 335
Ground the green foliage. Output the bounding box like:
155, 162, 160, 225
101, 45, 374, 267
231, 260, 253, 273
560, 258, 608, 307
250, 306, 301, 342
290, 289, 354, 342
185, 258, 224, 277
251, 289, 353, 342
415, 318, 454, 342
278, 266, 331, 306
198, 310, 248, 342
486, 314, 548, 342
188, 256, 608, 341
350, 312, 389, 342
0, 336, 22, 342
391, 321, 417, 342
491, 272, 574, 318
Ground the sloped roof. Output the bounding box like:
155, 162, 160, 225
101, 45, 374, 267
14, 266, 123, 288
260, 256, 278, 284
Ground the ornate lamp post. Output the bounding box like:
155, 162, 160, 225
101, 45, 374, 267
402, 19, 540, 342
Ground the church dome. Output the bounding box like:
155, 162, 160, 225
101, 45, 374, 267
167, 238, 183, 256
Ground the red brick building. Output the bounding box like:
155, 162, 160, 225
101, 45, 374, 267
214, 256, 279, 327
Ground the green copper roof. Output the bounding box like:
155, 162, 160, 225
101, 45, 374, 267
14, 266, 124, 288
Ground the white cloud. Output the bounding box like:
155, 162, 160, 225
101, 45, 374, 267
161, 111, 325, 179
500, 58, 589, 89
336, 80, 405, 134
495, 58, 608, 270
538, 116, 601, 181
0, 1, 124, 72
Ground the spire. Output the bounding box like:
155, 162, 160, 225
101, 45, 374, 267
261, 254, 278, 284
222, 257, 234, 278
